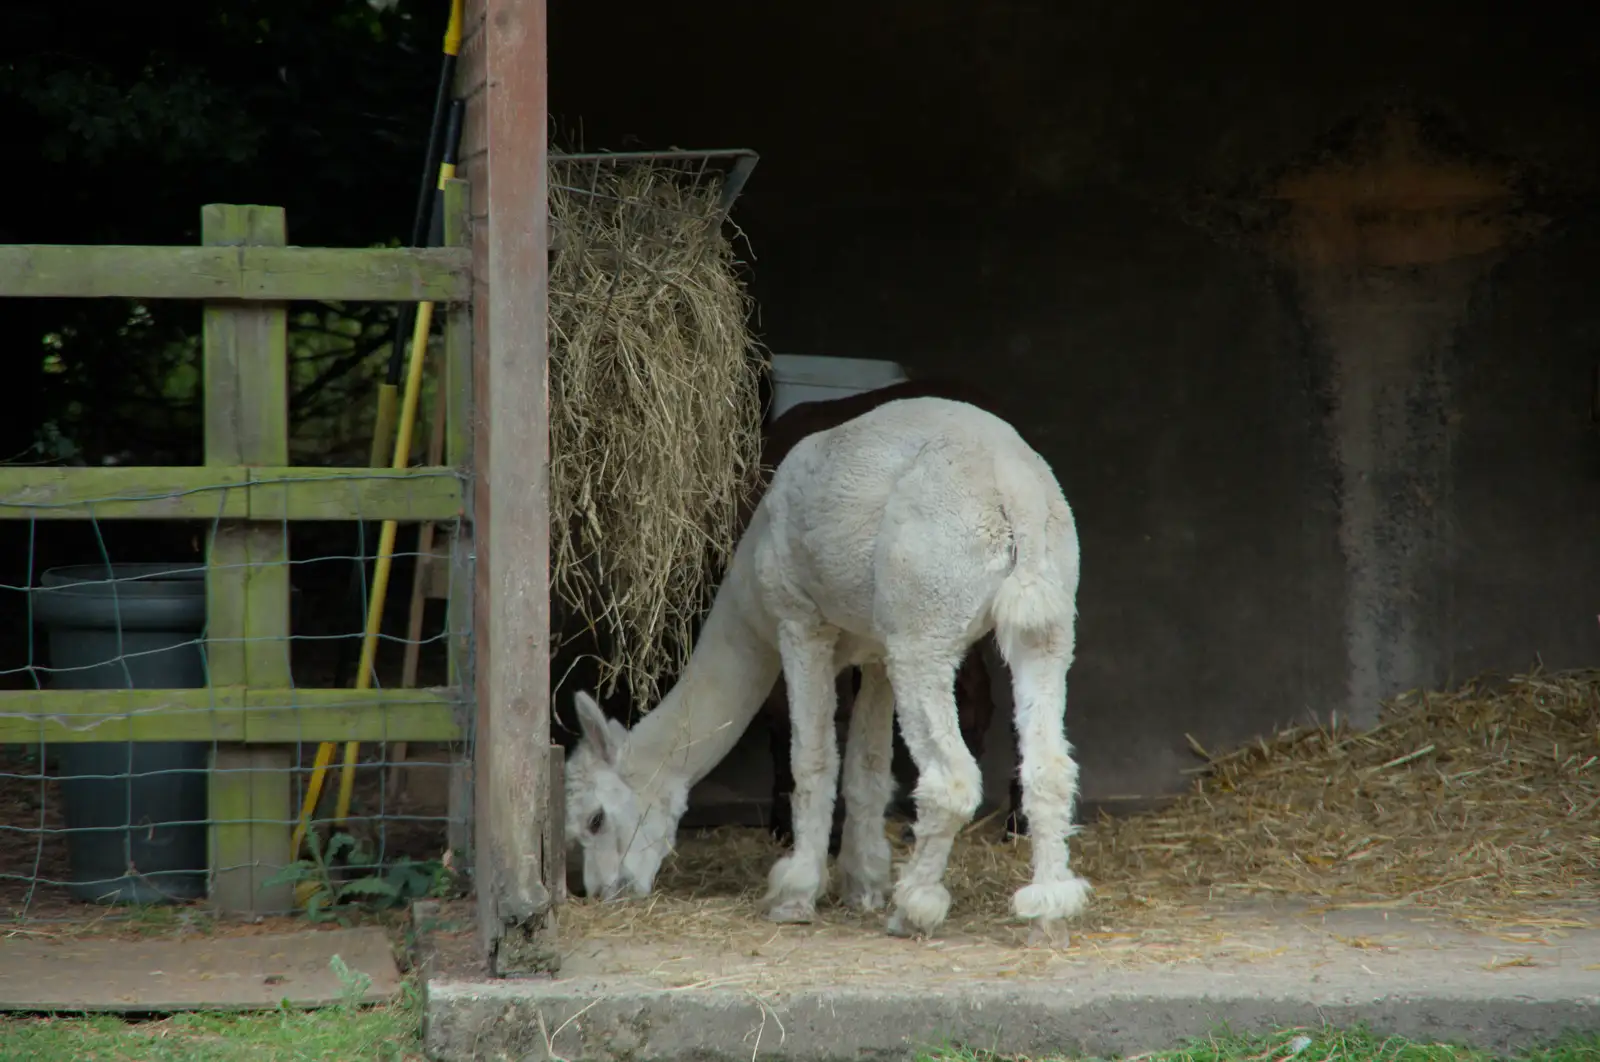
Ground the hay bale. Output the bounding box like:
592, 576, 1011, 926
547, 157, 766, 707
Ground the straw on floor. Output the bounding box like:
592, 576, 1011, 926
561, 669, 1600, 948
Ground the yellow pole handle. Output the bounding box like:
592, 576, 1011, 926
444, 0, 464, 57
291, 298, 438, 856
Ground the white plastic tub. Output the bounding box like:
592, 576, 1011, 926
768, 354, 910, 421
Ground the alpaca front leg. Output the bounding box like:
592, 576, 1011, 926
761, 623, 840, 924
884, 649, 981, 939
835, 662, 894, 912
1009, 653, 1091, 946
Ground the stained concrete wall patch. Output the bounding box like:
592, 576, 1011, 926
1260, 109, 1545, 725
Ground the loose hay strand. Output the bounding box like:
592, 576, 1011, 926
1084, 669, 1600, 919
548, 158, 766, 707
562, 669, 1600, 947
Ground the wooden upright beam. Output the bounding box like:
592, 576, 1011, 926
443, 180, 475, 698
442, 179, 476, 861
201, 204, 295, 918
477, 0, 558, 975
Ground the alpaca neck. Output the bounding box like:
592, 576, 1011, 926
623, 540, 781, 791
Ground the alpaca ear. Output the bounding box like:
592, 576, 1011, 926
574, 690, 622, 766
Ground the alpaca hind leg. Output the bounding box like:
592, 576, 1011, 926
765, 685, 796, 846
826, 670, 858, 856
883, 647, 981, 939
761, 623, 840, 924
835, 661, 894, 912
1008, 649, 1090, 945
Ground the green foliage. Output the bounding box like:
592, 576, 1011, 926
0, 997, 421, 1060
264, 829, 460, 925
0, 0, 449, 465
327, 953, 375, 1011
915, 1029, 1600, 1062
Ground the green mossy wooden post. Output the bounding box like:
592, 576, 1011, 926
203, 204, 295, 917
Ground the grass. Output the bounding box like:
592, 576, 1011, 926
0, 1010, 1593, 1062
0, 982, 422, 1061
920, 1028, 1600, 1062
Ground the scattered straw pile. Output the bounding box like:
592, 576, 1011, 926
563, 669, 1600, 948
547, 158, 765, 706
1085, 669, 1600, 918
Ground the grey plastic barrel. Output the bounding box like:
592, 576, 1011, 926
32, 563, 211, 905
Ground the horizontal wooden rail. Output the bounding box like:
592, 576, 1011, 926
0, 244, 470, 303
0, 687, 462, 744
0, 466, 463, 522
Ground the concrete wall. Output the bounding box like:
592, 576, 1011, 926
730, 175, 1599, 807
737, 192, 1347, 804
552, 3, 1600, 808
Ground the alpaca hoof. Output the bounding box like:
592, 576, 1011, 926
885, 907, 920, 938
1026, 919, 1071, 949
886, 883, 950, 938
763, 854, 824, 923
1013, 875, 1092, 922
838, 875, 887, 912
764, 898, 816, 924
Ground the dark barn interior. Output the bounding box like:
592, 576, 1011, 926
547, 2, 1600, 811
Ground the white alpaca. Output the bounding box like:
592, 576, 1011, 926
564, 396, 1088, 940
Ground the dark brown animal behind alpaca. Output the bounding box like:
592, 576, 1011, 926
752, 377, 1030, 847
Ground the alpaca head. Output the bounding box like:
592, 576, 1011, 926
563, 691, 688, 900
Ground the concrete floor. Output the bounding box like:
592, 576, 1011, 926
419, 899, 1600, 1061
0, 926, 400, 1012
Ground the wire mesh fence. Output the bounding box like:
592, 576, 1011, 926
0, 472, 473, 924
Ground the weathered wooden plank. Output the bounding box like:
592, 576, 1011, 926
438, 176, 474, 866
247, 467, 463, 522
441, 179, 475, 697
209, 747, 295, 916
239, 261, 293, 696
242, 688, 462, 743
0, 688, 459, 743
0, 688, 247, 744
479, 0, 557, 976
201, 204, 293, 918
203, 205, 282, 692
0, 244, 471, 303
547, 746, 566, 908
443, 180, 474, 474
0, 467, 249, 521
0, 466, 461, 522
244, 526, 293, 687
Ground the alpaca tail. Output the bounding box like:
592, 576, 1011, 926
989, 454, 1075, 668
